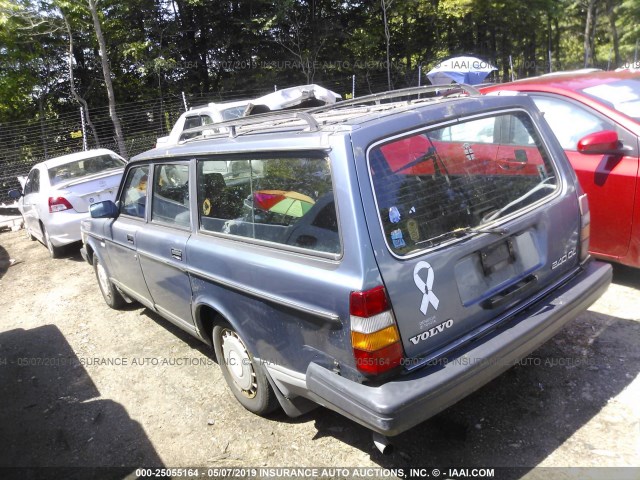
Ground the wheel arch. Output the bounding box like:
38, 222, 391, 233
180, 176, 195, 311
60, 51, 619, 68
193, 300, 264, 361
84, 241, 96, 265
193, 301, 238, 352
85, 236, 110, 269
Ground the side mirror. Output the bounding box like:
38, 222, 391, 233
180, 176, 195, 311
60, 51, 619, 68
8, 189, 23, 199
90, 200, 119, 219
577, 130, 626, 155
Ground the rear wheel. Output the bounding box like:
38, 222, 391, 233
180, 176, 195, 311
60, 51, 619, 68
43, 227, 61, 258
213, 323, 279, 416
93, 255, 126, 309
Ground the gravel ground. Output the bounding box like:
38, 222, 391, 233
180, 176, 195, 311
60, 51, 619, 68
0, 228, 638, 479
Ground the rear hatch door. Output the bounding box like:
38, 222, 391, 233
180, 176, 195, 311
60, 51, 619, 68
354, 103, 582, 362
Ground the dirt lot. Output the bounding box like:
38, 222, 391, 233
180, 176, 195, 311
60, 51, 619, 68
0, 227, 638, 477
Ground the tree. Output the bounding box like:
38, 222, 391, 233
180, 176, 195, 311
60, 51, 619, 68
87, 0, 127, 157
61, 11, 100, 147
381, 0, 393, 90
584, 0, 598, 67
3, 0, 640, 146
605, 0, 621, 67
618, 0, 640, 63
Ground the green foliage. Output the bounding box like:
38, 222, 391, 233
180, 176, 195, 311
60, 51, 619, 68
1, 0, 639, 126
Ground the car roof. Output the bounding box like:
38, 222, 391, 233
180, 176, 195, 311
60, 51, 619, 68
39, 148, 123, 170
481, 70, 640, 133
484, 69, 639, 92
132, 85, 540, 163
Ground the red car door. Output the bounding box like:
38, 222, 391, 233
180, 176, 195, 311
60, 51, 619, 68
532, 95, 640, 260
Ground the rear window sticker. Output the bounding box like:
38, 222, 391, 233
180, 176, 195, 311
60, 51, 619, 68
391, 229, 406, 248
407, 219, 420, 242
389, 206, 401, 223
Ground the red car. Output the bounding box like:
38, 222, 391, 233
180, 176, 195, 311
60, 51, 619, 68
482, 70, 640, 267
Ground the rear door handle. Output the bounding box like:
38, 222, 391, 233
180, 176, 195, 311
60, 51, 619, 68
171, 248, 183, 261
126, 234, 134, 244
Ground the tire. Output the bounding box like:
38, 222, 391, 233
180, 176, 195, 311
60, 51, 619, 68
213, 323, 279, 416
43, 226, 62, 258
93, 255, 126, 309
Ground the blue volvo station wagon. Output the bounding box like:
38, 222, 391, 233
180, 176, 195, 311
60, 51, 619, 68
81, 86, 611, 450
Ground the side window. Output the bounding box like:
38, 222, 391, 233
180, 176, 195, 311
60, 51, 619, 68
23, 177, 31, 195
497, 115, 535, 146
183, 116, 202, 130
197, 156, 340, 254
182, 115, 214, 141
24, 169, 38, 195
435, 115, 533, 146
151, 164, 190, 227
31, 170, 40, 193
120, 166, 149, 218
532, 95, 610, 150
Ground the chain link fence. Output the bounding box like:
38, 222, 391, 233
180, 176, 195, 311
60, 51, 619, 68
0, 95, 186, 204
0, 70, 425, 205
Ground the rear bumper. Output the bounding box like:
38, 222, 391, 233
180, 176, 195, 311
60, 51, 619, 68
45, 211, 89, 247
306, 260, 612, 436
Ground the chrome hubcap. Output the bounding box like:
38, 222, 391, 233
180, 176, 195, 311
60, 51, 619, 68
221, 330, 257, 398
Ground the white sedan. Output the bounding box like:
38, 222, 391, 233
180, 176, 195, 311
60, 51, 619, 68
9, 149, 125, 258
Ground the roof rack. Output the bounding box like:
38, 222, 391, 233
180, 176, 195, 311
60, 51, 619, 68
178, 110, 316, 143
176, 83, 479, 144
307, 83, 480, 114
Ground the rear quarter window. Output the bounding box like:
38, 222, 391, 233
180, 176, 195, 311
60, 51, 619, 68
368, 110, 559, 257
197, 155, 340, 255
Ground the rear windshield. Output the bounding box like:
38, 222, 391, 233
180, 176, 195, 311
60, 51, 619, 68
368, 111, 558, 256
48, 154, 125, 185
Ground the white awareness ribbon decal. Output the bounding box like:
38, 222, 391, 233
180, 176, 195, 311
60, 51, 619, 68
413, 261, 440, 315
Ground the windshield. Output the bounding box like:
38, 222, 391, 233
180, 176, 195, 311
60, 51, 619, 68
368, 111, 558, 256
581, 79, 640, 121
48, 154, 125, 185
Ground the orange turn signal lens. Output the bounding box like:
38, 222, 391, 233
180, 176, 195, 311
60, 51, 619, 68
351, 325, 400, 352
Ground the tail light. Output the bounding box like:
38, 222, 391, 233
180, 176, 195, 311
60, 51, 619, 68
49, 197, 73, 213
350, 286, 404, 375
578, 193, 590, 263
